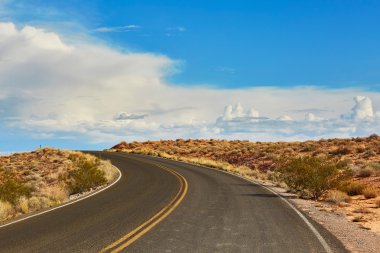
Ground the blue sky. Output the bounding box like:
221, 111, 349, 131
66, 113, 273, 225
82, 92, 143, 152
4, 0, 380, 89
0, 0, 380, 152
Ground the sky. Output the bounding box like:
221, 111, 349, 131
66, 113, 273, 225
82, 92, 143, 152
0, 0, 380, 152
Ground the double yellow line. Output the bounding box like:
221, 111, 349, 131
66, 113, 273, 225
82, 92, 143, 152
99, 162, 188, 253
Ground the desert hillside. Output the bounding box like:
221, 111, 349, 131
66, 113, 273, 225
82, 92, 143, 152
110, 135, 380, 232
0, 148, 118, 222
111, 135, 380, 173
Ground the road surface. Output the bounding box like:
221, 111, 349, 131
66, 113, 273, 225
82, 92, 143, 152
0, 151, 347, 252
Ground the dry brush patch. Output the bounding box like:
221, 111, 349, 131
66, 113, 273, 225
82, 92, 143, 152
0, 148, 118, 222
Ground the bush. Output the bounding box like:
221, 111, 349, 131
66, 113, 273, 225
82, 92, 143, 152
363, 187, 378, 199
278, 156, 348, 200
325, 190, 351, 204
338, 181, 365, 196
329, 147, 351, 155
0, 170, 31, 204
369, 162, 380, 171
0, 201, 14, 220
67, 158, 107, 194
357, 167, 374, 177
17, 196, 29, 214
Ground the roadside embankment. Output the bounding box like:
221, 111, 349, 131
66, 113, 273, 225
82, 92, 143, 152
0, 148, 119, 222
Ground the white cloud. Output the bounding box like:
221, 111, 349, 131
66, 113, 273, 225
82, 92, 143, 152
351, 96, 374, 120
95, 25, 141, 32
165, 26, 186, 37
305, 113, 323, 122
1, 22, 380, 144
219, 103, 261, 122
247, 108, 260, 118
167, 26, 186, 32
214, 97, 380, 141
278, 115, 293, 121
113, 112, 147, 120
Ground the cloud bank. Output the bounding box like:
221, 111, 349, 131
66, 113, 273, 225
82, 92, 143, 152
0, 22, 380, 145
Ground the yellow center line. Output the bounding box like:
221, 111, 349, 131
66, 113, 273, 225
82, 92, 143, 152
98, 161, 188, 253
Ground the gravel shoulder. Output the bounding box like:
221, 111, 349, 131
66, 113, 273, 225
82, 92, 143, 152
261, 181, 380, 253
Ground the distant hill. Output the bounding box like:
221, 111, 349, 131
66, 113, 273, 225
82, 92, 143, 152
110, 135, 380, 173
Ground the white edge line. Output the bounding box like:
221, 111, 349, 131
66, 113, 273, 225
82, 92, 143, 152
137, 153, 333, 253
0, 164, 122, 229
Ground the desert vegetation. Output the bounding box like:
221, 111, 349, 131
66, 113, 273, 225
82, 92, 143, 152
110, 135, 380, 232
0, 148, 118, 222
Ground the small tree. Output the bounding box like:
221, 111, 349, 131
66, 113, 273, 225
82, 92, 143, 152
278, 156, 349, 200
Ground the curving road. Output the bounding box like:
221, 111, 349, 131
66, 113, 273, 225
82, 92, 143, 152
0, 151, 347, 252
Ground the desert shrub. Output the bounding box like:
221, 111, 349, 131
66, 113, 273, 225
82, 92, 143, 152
329, 147, 351, 155
357, 167, 374, 177
369, 133, 380, 140
369, 162, 380, 171
0, 201, 14, 220
375, 199, 380, 208
363, 187, 379, 199
352, 216, 364, 222
17, 196, 29, 214
363, 149, 376, 158
338, 181, 365, 196
98, 161, 119, 183
301, 144, 317, 152
325, 190, 351, 204
277, 157, 348, 200
353, 207, 371, 214
0, 170, 31, 204
67, 158, 107, 194
28, 196, 42, 211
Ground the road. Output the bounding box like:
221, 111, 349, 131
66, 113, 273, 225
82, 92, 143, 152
0, 151, 347, 252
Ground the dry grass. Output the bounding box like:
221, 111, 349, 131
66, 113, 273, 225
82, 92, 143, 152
338, 181, 365, 196
99, 160, 120, 182
363, 187, 379, 199
325, 190, 351, 204
353, 207, 372, 214
357, 167, 375, 177
0, 201, 14, 220
0, 148, 118, 222
128, 148, 267, 181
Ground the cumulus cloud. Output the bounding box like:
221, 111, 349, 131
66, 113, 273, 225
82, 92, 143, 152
1, 22, 380, 144
214, 97, 380, 141
305, 113, 323, 122
218, 103, 261, 122
351, 96, 374, 120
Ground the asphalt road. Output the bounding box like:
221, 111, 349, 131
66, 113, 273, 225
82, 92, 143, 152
0, 151, 347, 252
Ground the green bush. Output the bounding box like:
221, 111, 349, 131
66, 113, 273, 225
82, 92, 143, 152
68, 158, 107, 194
278, 157, 349, 200
0, 169, 31, 204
